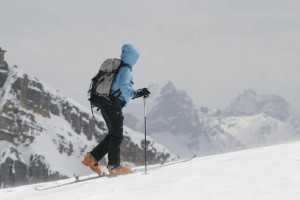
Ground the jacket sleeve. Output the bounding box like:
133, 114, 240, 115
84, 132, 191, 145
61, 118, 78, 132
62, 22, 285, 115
118, 67, 136, 98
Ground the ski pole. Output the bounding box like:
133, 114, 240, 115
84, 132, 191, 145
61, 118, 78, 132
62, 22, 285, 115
143, 96, 148, 174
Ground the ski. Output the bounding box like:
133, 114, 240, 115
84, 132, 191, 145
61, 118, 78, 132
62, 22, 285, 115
156, 153, 196, 167
34, 154, 196, 191
34, 173, 109, 191
133, 154, 197, 173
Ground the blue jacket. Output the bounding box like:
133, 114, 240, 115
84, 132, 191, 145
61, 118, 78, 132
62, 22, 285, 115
111, 44, 140, 106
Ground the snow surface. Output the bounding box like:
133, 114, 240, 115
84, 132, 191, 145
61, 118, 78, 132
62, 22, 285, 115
1, 141, 300, 200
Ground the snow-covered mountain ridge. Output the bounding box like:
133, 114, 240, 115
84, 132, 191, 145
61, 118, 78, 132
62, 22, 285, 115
0, 59, 174, 188
1, 140, 300, 200
124, 82, 300, 157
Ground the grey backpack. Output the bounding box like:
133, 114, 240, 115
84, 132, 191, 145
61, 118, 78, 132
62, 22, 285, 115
88, 58, 130, 113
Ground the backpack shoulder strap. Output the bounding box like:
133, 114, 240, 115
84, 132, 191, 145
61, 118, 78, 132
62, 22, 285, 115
119, 61, 132, 71
110, 62, 133, 98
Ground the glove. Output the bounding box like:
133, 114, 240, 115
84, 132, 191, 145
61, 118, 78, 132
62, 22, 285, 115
133, 88, 150, 99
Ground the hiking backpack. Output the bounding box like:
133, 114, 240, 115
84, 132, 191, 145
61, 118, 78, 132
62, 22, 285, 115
88, 58, 130, 115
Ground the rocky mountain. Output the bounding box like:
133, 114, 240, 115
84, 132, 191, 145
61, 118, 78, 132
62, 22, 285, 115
148, 82, 201, 135
124, 82, 300, 158
224, 89, 294, 120
220, 89, 300, 147
0, 50, 174, 188
124, 82, 242, 157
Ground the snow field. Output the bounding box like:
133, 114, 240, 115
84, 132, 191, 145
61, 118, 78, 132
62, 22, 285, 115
1, 140, 300, 200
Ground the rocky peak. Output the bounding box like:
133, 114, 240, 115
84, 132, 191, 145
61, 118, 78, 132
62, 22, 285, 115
0, 50, 9, 88
0, 47, 8, 69
243, 89, 257, 97
224, 89, 293, 121
160, 81, 177, 94
148, 81, 201, 136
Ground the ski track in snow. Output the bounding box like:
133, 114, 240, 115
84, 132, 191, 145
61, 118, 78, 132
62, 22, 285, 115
1, 141, 300, 200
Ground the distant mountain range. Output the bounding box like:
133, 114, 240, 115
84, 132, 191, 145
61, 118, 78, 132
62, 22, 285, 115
124, 82, 300, 158
0, 57, 174, 188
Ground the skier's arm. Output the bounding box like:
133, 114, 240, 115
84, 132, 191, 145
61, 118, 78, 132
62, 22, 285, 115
118, 68, 135, 98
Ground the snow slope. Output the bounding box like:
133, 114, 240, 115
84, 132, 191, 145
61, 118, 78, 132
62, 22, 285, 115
1, 141, 300, 200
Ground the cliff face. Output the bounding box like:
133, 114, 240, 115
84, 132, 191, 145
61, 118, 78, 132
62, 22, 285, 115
0, 62, 174, 188
1, 66, 98, 142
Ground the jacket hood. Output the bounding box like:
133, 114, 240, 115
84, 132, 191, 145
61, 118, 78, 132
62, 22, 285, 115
120, 44, 140, 67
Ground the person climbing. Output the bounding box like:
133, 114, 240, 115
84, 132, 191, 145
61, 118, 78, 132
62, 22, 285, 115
82, 44, 150, 176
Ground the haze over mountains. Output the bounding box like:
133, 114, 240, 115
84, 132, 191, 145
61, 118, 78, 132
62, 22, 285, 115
124, 82, 300, 157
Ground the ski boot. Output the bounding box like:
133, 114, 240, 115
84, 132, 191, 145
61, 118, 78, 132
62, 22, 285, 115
82, 152, 103, 174
107, 165, 132, 177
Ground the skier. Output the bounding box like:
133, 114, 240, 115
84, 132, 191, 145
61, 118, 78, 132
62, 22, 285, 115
82, 44, 150, 176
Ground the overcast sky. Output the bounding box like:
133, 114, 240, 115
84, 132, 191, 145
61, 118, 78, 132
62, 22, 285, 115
1, 0, 300, 113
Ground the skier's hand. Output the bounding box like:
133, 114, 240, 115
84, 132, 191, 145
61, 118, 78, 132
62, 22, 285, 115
133, 88, 150, 99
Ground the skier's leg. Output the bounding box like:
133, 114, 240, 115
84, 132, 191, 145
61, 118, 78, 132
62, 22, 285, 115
90, 109, 111, 161
90, 134, 111, 161
105, 106, 124, 166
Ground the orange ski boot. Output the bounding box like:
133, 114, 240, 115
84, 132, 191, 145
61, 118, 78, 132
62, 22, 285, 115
82, 152, 103, 174
107, 165, 132, 177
